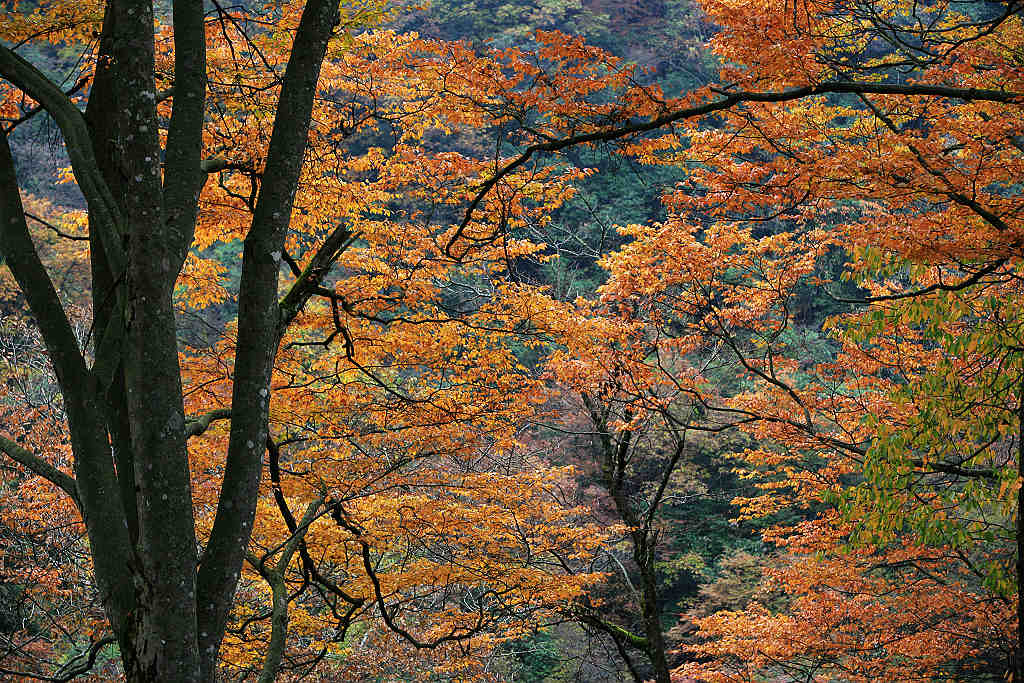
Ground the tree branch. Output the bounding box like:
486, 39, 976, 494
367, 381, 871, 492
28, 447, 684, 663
910, 458, 999, 480
196, 0, 343, 668
856, 92, 1015, 234
0, 130, 133, 642
254, 497, 323, 683
828, 258, 1009, 304
1, 75, 91, 134
185, 408, 232, 438
277, 225, 358, 334
266, 437, 366, 606
0, 434, 79, 506
0, 44, 124, 272
24, 212, 89, 241
0, 636, 116, 683
161, 0, 208, 277
571, 605, 649, 649
0, 129, 90, 402
200, 156, 258, 174
448, 81, 1024, 257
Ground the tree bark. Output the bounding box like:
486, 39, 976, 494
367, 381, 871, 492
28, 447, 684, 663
1, 0, 338, 677
1016, 374, 1023, 681
86, 0, 202, 678
194, 0, 339, 676
0, 128, 136, 644
583, 395, 673, 683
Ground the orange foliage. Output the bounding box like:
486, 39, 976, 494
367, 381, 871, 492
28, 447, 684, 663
562, 1, 1024, 680
1, 2, 643, 678
4, 0, 1024, 680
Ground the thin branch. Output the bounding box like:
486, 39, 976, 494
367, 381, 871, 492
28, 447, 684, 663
828, 259, 1008, 303
0, 636, 116, 683
571, 604, 649, 649
24, 212, 89, 241
856, 92, 1015, 234
909, 459, 999, 480
330, 506, 490, 650
447, 81, 1024, 257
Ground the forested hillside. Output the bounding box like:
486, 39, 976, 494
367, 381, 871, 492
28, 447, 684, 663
1, 0, 1022, 681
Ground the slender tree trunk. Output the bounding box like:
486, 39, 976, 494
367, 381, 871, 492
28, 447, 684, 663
636, 549, 672, 683
1016, 374, 1023, 681
80, 0, 202, 677
0, 129, 137, 646
257, 573, 291, 683
194, 0, 339, 676
585, 399, 673, 683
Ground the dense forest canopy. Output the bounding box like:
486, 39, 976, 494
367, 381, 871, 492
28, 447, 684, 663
1, 0, 1023, 681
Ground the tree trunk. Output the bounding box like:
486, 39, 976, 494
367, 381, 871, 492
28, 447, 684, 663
0, 0, 338, 676
585, 399, 673, 683
194, 0, 339, 676
1016, 374, 1023, 682
637, 549, 672, 683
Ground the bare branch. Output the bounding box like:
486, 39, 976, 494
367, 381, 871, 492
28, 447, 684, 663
0, 636, 116, 683
448, 81, 1024, 258
24, 212, 89, 241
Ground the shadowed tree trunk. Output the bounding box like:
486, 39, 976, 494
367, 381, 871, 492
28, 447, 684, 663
0, 0, 341, 678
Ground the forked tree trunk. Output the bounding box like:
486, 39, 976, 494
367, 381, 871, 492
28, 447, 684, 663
0, 0, 338, 677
